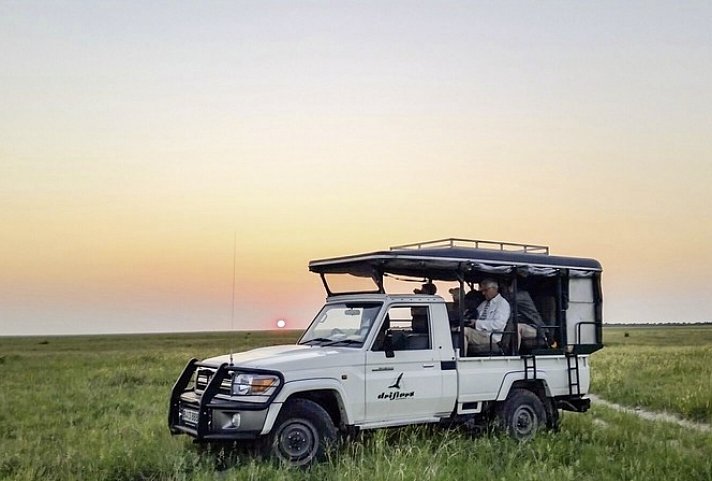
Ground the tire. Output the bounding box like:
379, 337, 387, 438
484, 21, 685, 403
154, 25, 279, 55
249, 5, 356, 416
266, 398, 337, 467
496, 389, 547, 441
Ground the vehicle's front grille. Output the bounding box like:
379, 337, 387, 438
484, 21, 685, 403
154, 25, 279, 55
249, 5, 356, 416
194, 368, 232, 395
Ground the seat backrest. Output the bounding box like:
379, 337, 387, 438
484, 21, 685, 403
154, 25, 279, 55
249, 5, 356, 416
536, 295, 557, 336
498, 315, 517, 356
411, 312, 429, 334
406, 333, 430, 350
391, 330, 408, 350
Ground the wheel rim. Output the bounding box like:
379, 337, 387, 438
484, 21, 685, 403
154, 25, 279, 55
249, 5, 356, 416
512, 405, 538, 438
276, 419, 319, 464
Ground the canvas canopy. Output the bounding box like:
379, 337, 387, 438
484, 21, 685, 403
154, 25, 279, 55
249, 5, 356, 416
309, 244, 602, 282
309, 239, 603, 354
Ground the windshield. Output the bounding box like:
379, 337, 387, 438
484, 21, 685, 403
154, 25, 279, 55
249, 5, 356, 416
298, 302, 382, 347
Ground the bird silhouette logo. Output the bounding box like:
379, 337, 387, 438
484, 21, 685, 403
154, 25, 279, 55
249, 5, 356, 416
388, 373, 404, 390
377, 372, 414, 400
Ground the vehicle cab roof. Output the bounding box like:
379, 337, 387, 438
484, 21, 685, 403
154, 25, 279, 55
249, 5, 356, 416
325, 293, 446, 304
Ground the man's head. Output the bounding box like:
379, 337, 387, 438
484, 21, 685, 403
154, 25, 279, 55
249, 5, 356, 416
414, 282, 437, 295
448, 287, 462, 302
464, 289, 484, 309
479, 279, 499, 301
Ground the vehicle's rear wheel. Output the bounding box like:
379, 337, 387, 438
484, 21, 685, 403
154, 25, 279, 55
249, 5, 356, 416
266, 398, 337, 467
496, 389, 547, 441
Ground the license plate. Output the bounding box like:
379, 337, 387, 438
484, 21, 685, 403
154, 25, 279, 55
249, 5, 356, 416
180, 407, 199, 426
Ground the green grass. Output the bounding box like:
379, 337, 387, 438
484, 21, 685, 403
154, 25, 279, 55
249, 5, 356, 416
0, 327, 710, 480
591, 325, 712, 422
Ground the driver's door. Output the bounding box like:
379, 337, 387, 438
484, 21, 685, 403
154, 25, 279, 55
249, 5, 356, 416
364, 305, 445, 423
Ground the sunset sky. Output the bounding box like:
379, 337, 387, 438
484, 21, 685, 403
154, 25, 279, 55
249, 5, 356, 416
2, 1, 711, 335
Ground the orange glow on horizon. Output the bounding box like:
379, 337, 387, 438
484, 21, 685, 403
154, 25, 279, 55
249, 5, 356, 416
2, 3, 711, 335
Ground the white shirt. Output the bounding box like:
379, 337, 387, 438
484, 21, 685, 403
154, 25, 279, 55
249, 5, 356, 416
475, 293, 510, 340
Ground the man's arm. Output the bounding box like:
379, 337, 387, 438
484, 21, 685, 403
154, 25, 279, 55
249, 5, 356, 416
517, 292, 544, 327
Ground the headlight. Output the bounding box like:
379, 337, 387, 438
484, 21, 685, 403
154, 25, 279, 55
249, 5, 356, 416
231, 373, 280, 396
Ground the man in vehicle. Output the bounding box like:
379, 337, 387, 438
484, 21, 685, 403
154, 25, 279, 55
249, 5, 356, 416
414, 282, 437, 295
448, 287, 483, 323
505, 283, 547, 349
463, 279, 510, 354
516, 290, 546, 347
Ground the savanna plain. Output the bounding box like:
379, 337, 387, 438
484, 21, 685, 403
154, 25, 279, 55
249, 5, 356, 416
1, 326, 711, 481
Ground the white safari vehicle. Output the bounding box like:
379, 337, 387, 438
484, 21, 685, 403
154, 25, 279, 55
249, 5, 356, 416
169, 239, 603, 466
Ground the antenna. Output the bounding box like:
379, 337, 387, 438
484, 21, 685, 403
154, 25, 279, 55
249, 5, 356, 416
229, 231, 237, 366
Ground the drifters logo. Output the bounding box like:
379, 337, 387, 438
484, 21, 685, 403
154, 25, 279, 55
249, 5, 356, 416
377, 373, 415, 400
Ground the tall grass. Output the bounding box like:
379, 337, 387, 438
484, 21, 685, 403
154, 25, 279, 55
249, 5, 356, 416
1, 328, 710, 480
591, 326, 712, 422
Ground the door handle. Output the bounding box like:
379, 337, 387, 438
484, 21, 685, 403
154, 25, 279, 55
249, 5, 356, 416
372, 367, 394, 372
422, 364, 435, 368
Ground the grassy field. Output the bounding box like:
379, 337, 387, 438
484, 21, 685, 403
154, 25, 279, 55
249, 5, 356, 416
1, 327, 710, 480
591, 325, 712, 423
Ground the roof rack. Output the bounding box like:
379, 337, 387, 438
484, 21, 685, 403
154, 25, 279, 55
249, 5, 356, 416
390, 238, 550, 255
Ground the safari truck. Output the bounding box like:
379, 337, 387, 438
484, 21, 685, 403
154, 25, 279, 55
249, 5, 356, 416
168, 238, 603, 466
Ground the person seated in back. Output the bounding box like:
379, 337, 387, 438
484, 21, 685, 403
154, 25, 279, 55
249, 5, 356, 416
448, 287, 484, 324
447, 287, 461, 324
463, 279, 510, 354
515, 290, 546, 349
503, 281, 548, 349
413, 282, 437, 295
446, 287, 471, 325
464, 289, 485, 317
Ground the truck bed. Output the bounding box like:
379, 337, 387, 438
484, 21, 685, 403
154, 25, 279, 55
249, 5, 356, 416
456, 354, 591, 405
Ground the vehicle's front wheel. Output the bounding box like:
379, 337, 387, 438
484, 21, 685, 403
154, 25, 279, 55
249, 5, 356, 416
496, 389, 547, 441
266, 398, 337, 467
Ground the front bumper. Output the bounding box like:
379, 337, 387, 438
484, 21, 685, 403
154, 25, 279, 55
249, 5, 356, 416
168, 359, 282, 441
